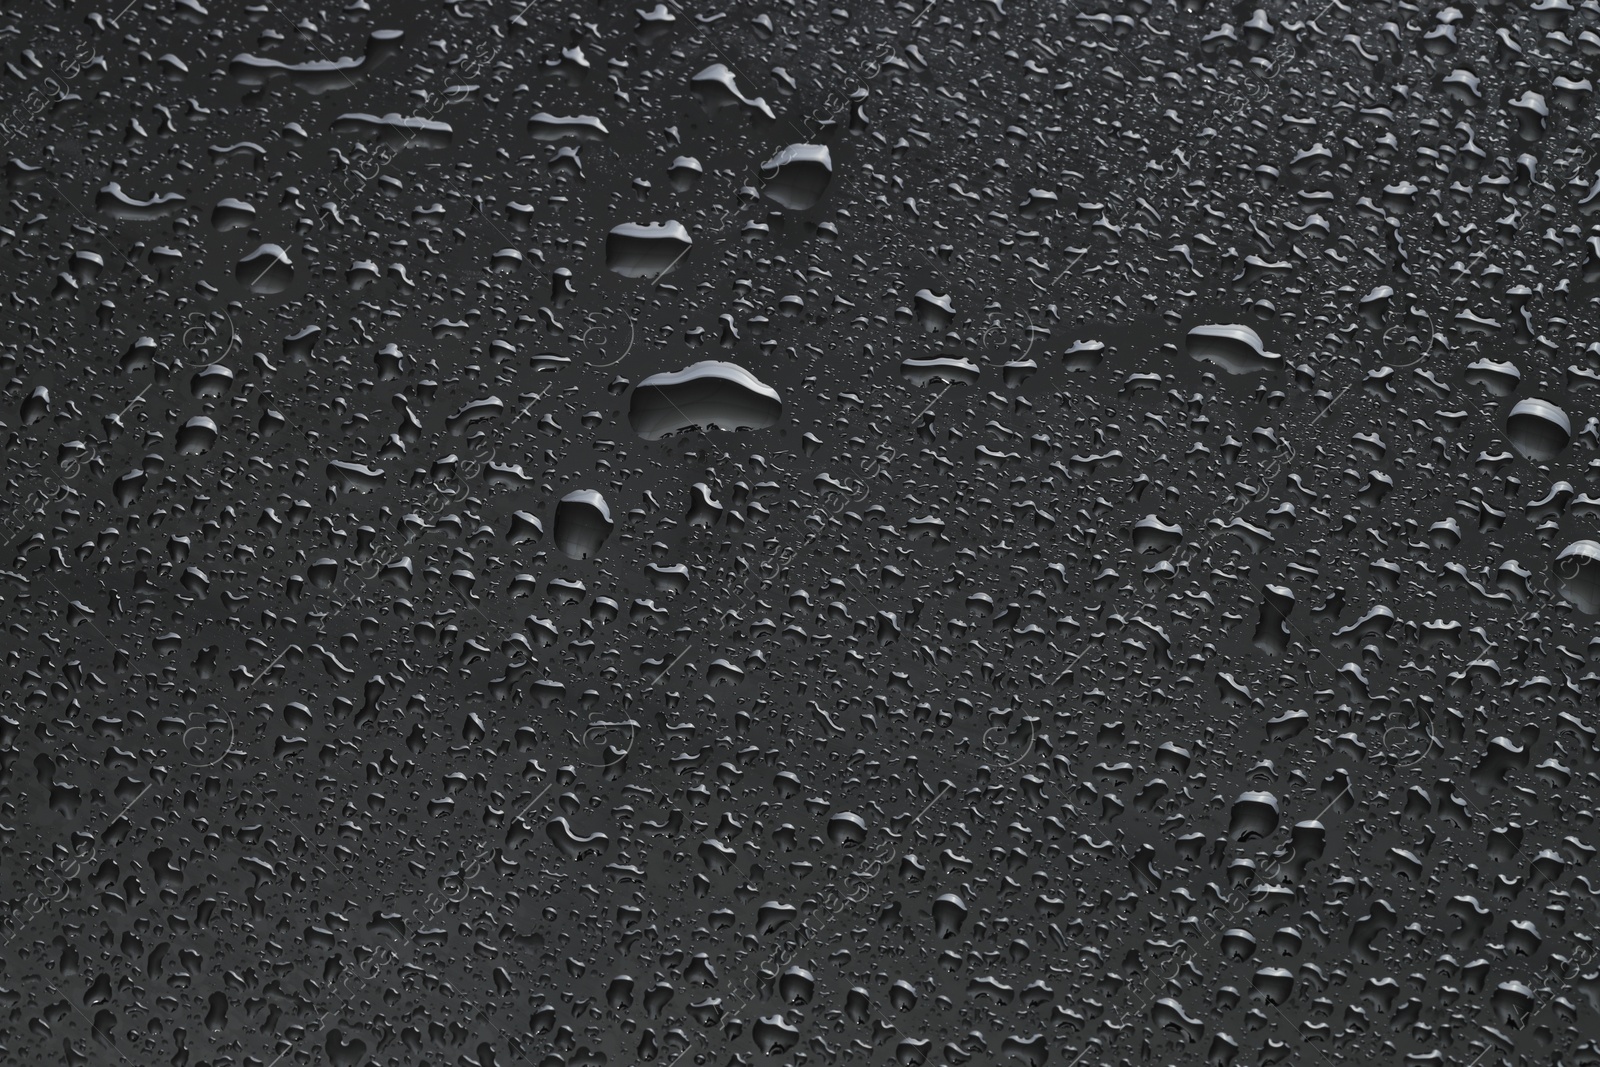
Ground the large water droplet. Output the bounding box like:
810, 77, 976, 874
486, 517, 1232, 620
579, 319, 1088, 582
759, 144, 833, 210
1186, 324, 1282, 375
628, 361, 782, 439
553, 490, 614, 560
606, 221, 691, 278
1555, 540, 1600, 612
1506, 397, 1570, 461
236, 244, 295, 294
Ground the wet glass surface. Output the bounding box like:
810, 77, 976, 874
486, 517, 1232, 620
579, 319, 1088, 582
4, 0, 1600, 1064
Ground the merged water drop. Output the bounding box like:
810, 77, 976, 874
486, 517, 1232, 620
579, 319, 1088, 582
627, 361, 782, 439
235, 243, 295, 294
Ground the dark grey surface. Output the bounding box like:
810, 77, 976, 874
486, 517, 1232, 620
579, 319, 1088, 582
4, 0, 1600, 1065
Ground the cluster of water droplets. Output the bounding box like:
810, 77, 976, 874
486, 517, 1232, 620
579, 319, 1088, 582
8, 0, 1600, 1065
